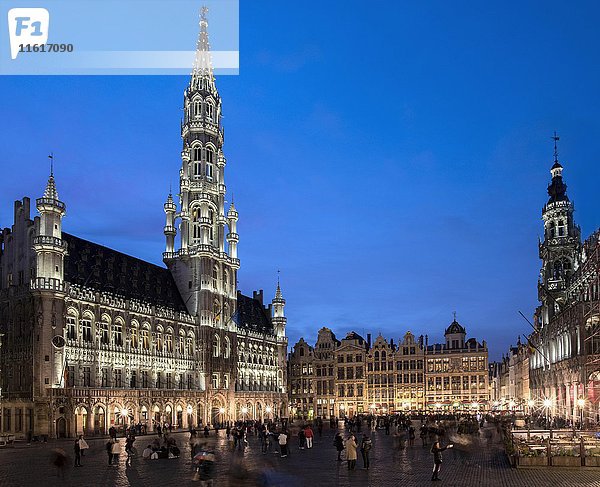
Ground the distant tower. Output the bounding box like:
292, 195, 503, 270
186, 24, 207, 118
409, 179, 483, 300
445, 313, 466, 349
164, 8, 239, 323
33, 170, 67, 286
538, 134, 581, 325
271, 279, 287, 338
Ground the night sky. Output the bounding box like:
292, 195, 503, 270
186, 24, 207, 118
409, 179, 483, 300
1, 1, 600, 361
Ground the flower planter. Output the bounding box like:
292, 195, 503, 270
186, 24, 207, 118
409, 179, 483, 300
517, 456, 548, 467
584, 456, 600, 467
551, 456, 582, 467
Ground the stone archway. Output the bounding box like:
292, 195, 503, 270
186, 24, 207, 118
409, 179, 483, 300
211, 397, 224, 427
74, 405, 88, 435
93, 405, 106, 435
56, 417, 67, 438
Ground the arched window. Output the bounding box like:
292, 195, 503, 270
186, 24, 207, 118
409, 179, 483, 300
212, 266, 218, 288
193, 146, 202, 161
206, 147, 215, 164
141, 325, 150, 350
213, 335, 220, 358
223, 270, 229, 292
187, 334, 195, 356
178, 330, 185, 355
166, 330, 173, 353
100, 315, 110, 345
81, 314, 93, 343
206, 147, 215, 180
66, 311, 77, 341
224, 336, 230, 358
114, 318, 124, 347
156, 327, 163, 352
194, 99, 202, 118
381, 351, 386, 361
130, 322, 139, 349
374, 351, 379, 361
206, 102, 214, 121
191, 207, 201, 242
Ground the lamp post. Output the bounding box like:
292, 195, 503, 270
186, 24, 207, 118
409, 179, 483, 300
186, 405, 193, 429
219, 407, 225, 427
241, 406, 248, 422
543, 399, 552, 429
577, 398, 585, 430
265, 405, 272, 424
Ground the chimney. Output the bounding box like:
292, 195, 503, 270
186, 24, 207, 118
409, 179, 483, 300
367, 333, 371, 349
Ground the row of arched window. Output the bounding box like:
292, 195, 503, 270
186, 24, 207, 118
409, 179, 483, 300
65, 310, 195, 357
185, 97, 217, 123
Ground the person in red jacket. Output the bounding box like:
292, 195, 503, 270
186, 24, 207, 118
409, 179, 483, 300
304, 426, 314, 449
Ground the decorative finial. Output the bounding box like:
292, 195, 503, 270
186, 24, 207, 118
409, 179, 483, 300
48, 152, 54, 176
201, 5, 209, 21
453, 311, 457, 322
552, 131, 560, 164
169, 182, 172, 197
277, 269, 281, 287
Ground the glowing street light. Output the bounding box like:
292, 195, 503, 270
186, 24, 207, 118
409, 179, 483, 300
543, 398, 552, 427
265, 406, 272, 413
527, 400, 535, 408
186, 405, 193, 414
577, 398, 585, 429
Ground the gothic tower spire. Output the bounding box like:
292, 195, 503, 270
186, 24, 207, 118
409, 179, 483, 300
164, 8, 238, 323
537, 134, 581, 326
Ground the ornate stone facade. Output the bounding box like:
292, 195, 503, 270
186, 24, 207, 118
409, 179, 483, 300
530, 152, 600, 424
288, 323, 488, 419
0, 12, 287, 439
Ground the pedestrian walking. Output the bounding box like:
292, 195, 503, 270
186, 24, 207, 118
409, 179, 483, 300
360, 434, 372, 469
334, 433, 344, 461
298, 428, 306, 450
304, 425, 314, 449
106, 439, 114, 465
125, 435, 136, 465
111, 439, 121, 465
345, 434, 357, 470
109, 426, 117, 440
50, 448, 69, 479
74, 439, 82, 467
278, 431, 288, 458
317, 418, 323, 438
408, 426, 415, 446
430, 440, 453, 481
78, 434, 89, 456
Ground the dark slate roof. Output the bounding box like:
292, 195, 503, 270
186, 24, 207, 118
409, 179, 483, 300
62, 233, 188, 312
235, 291, 273, 334
445, 320, 466, 335
343, 331, 366, 345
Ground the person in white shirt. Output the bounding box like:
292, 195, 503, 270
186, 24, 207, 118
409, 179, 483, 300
278, 431, 288, 457
142, 445, 153, 459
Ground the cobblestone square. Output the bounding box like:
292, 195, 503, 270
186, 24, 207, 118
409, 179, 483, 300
1, 424, 600, 487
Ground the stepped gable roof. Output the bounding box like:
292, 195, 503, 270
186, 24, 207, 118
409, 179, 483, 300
62, 233, 188, 312
235, 291, 273, 334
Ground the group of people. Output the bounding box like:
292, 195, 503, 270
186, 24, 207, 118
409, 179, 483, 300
334, 432, 372, 470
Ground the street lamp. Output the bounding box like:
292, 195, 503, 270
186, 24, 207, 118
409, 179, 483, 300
543, 399, 552, 428
219, 407, 225, 427
241, 406, 248, 421
577, 398, 585, 429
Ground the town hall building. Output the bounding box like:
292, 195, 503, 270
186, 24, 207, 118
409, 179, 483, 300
0, 11, 288, 439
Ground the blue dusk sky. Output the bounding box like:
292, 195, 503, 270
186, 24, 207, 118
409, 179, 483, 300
1, 1, 600, 361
